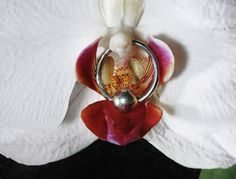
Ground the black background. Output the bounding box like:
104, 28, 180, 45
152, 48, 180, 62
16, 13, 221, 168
0, 139, 200, 179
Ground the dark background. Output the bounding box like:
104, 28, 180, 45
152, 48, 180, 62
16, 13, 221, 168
0, 139, 200, 179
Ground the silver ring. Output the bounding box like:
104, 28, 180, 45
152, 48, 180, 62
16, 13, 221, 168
96, 40, 159, 103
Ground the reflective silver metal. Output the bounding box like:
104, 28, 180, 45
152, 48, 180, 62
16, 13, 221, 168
96, 40, 159, 110
113, 90, 138, 112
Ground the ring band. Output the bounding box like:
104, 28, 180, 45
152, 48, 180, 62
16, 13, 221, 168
96, 40, 159, 103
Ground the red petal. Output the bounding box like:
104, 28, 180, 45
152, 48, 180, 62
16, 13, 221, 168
148, 37, 175, 84
76, 38, 101, 91
81, 100, 162, 145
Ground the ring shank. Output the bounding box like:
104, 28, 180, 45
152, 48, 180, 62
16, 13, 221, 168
96, 40, 159, 103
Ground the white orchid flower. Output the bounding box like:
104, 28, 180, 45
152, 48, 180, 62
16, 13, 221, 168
0, 0, 236, 169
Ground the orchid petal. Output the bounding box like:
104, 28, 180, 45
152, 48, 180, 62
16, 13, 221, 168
159, 29, 236, 141
76, 39, 100, 92
0, 1, 104, 129
0, 83, 103, 165
81, 101, 162, 145
143, 1, 236, 168
148, 37, 175, 84
145, 120, 236, 168
171, 1, 236, 31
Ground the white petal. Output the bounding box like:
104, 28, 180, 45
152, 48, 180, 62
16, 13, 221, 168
123, 0, 144, 28
145, 120, 236, 168
159, 28, 236, 139
99, 0, 124, 28
0, 83, 104, 165
139, 0, 236, 34
0, 0, 105, 129
170, 0, 236, 31
142, 0, 236, 168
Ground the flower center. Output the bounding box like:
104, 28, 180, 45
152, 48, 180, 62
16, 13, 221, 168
101, 52, 154, 98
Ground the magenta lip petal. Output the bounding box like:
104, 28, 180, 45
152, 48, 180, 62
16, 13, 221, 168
105, 113, 144, 146
76, 38, 101, 91
81, 100, 162, 146
148, 37, 175, 84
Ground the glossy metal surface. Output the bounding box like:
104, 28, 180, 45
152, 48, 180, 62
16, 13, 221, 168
96, 40, 159, 110
113, 90, 138, 112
